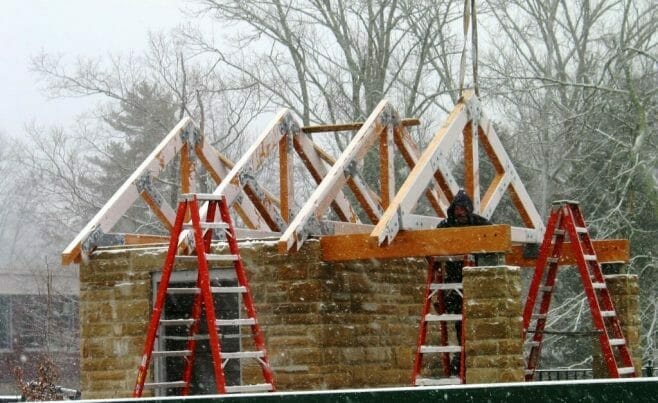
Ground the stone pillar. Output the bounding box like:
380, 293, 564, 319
592, 274, 641, 378
462, 266, 525, 383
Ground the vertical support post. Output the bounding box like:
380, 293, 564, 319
380, 124, 396, 208
463, 122, 480, 211
279, 131, 294, 223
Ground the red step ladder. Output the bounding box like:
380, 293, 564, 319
133, 193, 275, 397
412, 255, 473, 386
522, 200, 636, 380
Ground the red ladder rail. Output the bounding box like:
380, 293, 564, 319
522, 200, 636, 380
133, 193, 276, 397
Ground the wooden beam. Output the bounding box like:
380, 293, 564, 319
279, 100, 393, 252
321, 228, 628, 267
61, 117, 192, 265
507, 239, 629, 267
370, 98, 468, 246
322, 225, 511, 261
301, 118, 420, 133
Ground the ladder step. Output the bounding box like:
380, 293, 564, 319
584, 254, 597, 261
540, 285, 554, 292
225, 384, 274, 393
415, 377, 461, 386
429, 283, 463, 291
425, 313, 462, 322
181, 193, 223, 201
152, 350, 192, 357
420, 345, 462, 354
167, 286, 247, 294
591, 282, 606, 289
175, 254, 239, 262
528, 341, 540, 347
600, 311, 616, 317
609, 338, 626, 346
575, 226, 588, 234
160, 319, 195, 326
618, 367, 636, 375
547, 257, 559, 264
221, 351, 266, 359
554, 229, 565, 236
183, 222, 229, 230
144, 381, 187, 389
216, 318, 256, 327
532, 314, 547, 320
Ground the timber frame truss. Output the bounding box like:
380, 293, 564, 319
62, 91, 628, 266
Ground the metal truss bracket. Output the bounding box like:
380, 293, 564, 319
134, 173, 164, 207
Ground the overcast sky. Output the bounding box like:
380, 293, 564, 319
0, 0, 189, 139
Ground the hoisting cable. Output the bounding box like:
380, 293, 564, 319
458, 0, 480, 99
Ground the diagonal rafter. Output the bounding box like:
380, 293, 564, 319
371, 91, 544, 246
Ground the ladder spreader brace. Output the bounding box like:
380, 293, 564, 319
412, 255, 473, 386
133, 193, 275, 397
522, 200, 636, 380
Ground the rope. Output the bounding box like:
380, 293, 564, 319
471, 0, 479, 97
458, 0, 480, 99
458, 0, 470, 99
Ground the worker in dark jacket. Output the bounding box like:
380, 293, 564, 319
435, 189, 491, 375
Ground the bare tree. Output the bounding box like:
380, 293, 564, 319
482, 0, 657, 367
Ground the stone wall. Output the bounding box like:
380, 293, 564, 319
79, 240, 427, 399
463, 266, 525, 383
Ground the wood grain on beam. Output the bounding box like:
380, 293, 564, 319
302, 118, 420, 133
506, 239, 629, 267
321, 225, 511, 261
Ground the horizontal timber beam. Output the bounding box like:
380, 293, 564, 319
321, 225, 511, 261
506, 239, 629, 267
321, 227, 628, 267
301, 118, 420, 134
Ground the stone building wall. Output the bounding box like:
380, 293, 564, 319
463, 266, 525, 383
79, 240, 427, 399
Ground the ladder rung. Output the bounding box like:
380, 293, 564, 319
167, 286, 247, 294
221, 351, 266, 359
609, 338, 626, 346
160, 319, 195, 326
575, 226, 588, 234
547, 257, 559, 264
540, 285, 553, 292
591, 282, 606, 289
181, 193, 223, 201
617, 367, 636, 375
144, 381, 187, 389
152, 350, 192, 357
429, 283, 463, 291
584, 254, 597, 261
554, 229, 565, 236
206, 254, 239, 262
528, 341, 540, 347
175, 254, 239, 262
524, 369, 535, 376
420, 345, 462, 354
425, 313, 462, 322
216, 318, 256, 327
183, 222, 229, 230
600, 311, 616, 317
225, 384, 274, 393
415, 377, 461, 386
532, 314, 547, 320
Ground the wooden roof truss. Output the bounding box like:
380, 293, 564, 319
62, 92, 548, 264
